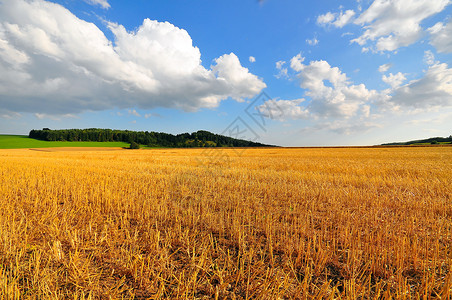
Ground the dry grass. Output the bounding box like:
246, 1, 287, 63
0, 147, 451, 299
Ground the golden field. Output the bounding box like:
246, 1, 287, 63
0, 147, 451, 299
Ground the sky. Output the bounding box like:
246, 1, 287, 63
0, 0, 451, 146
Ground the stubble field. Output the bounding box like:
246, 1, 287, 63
0, 147, 451, 299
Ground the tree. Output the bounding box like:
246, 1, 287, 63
129, 141, 140, 149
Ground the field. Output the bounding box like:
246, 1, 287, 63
0, 147, 451, 299
0, 135, 130, 149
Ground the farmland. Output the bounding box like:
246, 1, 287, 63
0, 147, 451, 299
0, 135, 130, 149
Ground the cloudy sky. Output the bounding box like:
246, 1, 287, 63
0, 0, 451, 146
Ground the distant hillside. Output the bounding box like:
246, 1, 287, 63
29, 128, 275, 148
382, 135, 452, 146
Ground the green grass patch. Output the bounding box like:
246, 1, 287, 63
411, 142, 451, 146
0, 135, 131, 149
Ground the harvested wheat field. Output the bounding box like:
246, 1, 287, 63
0, 147, 451, 299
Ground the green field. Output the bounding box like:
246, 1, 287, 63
0, 135, 131, 149
411, 142, 451, 145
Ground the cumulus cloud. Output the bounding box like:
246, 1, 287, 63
265, 55, 378, 123
84, 0, 110, 9
353, 0, 450, 52
317, 12, 336, 25
382, 72, 406, 89
375, 56, 452, 112
290, 54, 305, 72
390, 62, 452, 109
423, 50, 437, 65
257, 99, 309, 120
429, 21, 452, 53
249, 56, 256, 63
275, 60, 288, 78
0, 0, 265, 115
266, 51, 452, 135
334, 10, 356, 28
211, 53, 265, 101
317, 10, 355, 28
276, 60, 286, 70
378, 63, 392, 73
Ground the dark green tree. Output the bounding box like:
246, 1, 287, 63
129, 141, 140, 149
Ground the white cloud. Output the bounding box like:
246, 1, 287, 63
249, 56, 256, 63
306, 37, 319, 46
275, 60, 288, 78
317, 12, 336, 25
357, 0, 363, 12
272, 56, 378, 121
275, 68, 288, 79
0, 0, 265, 115
0, 111, 21, 119
211, 53, 266, 102
84, 0, 110, 9
268, 51, 452, 140
334, 10, 356, 28
428, 22, 445, 35
423, 50, 436, 65
390, 62, 452, 109
378, 63, 392, 73
276, 60, 286, 70
290, 54, 305, 72
274, 52, 452, 137
144, 112, 162, 118
296, 59, 347, 91
257, 99, 309, 120
0, 32, 30, 65
353, 0, 450, 52
128, 109, 141, 117
293, 118, 381, 138
321, 121, 381, 135
34, 113, 48, 120
429, 21, 452, 53
34, 113, 76, 120
317, 10, 355, 28
382, 72, 406, 89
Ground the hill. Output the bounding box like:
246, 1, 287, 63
27, 128, 274, 148
382, 135, 452, 146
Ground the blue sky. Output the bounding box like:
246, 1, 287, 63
0, 0, 451, 146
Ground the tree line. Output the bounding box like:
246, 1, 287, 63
382, 135, 452, 146
29, 128, 273, 148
